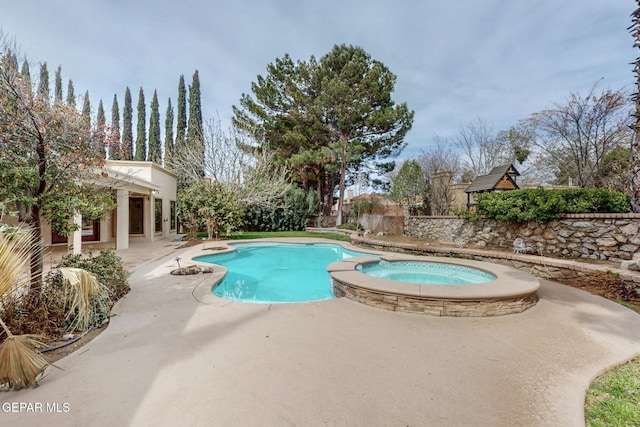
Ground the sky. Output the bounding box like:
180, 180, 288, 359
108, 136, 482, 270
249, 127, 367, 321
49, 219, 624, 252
1, 0, 636, 161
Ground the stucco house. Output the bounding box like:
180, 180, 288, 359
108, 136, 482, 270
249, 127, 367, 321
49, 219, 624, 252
43, 160, 177, 254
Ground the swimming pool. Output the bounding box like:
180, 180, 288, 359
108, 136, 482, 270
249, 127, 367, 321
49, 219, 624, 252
194, 242, 375, 303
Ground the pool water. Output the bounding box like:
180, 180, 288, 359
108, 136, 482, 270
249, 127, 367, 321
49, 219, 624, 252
194, 242, 374, 303
359, 260, 496, 285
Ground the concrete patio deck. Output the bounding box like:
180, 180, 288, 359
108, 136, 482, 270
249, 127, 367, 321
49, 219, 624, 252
2, 237, 640, 426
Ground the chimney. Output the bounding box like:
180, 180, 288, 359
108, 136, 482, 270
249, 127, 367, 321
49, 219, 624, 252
347, 189, 354, 202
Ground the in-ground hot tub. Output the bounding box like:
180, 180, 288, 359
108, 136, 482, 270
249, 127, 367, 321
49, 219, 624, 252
327, 255, 540, 317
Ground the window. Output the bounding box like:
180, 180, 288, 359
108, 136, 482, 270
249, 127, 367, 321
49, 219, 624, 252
170, 201, 176, 231
155, 198, 163, 233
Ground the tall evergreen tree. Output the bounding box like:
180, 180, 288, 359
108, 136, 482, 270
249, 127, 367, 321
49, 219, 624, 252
54, 65, 63, 103
81, 91, 91, 130
148, 90, 161, 164
175, 75, 187, 154
20, 60, 30, 87
110, 94, 122, 159
164, 98, 174, 168
122, 87, 133, 159
96, 99, 106, 156
134, 87, 146, 161
37, 62, 49, 99
186, 70, 204, 177
66, 80, 75, 107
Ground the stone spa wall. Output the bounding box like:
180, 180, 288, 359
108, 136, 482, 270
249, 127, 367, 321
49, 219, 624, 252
404, 213, 640, 263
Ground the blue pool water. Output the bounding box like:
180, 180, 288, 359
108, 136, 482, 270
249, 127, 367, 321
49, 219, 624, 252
359, 260, 496, 285
194, 242, 374, 303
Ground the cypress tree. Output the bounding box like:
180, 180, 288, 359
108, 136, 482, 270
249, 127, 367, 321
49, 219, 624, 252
134, 87, 146, 161
20, 60, 31, 87
148, 90, 161, 164
54, 65, 63, 103
66, 80, 75, 107
81, 91, 91, 130
122, 87, 133, 160
164, 98, 174, 168
37, 62, 49, 99
110, 94, 122, 159
96, 99, 106, 156
175, 75, 187, 154
186, 70, 204, 177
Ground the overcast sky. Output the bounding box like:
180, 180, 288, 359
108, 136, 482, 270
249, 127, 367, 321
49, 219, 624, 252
2, 1, 635, 161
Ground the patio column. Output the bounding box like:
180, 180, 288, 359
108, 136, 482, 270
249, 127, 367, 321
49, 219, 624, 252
116, 189, 129, 250
70, 213, 82, 255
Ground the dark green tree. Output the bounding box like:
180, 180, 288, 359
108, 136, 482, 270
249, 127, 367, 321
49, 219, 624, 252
110, 94, 121, 159
148, 90, 161, 164
389, 160, 427, 213
164, 98, 174, 167
122, 87, 133, 159
96, 99, 106, 156
175, 75, 187, 156
66, 80, 75, 107
134, 87, 146, 161
81, 90, 91, 130
37, 62, 49, 99
233, 44, 414, 224
186, 70, 204, 178
20, 60, 30, 87
54, 65, 63, 103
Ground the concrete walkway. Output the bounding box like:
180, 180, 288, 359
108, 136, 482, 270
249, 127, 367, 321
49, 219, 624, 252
2, 238, 640, 426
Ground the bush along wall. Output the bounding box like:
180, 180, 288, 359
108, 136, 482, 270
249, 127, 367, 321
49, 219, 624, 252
475, 188, 631, 223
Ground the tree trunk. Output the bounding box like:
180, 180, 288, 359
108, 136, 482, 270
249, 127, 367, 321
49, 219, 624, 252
336, 158, 346, 226
630, 3, 640, 212
28, 206, 44, 296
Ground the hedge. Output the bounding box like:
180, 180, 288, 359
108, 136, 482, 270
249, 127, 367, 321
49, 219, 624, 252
475, 188, 631, 223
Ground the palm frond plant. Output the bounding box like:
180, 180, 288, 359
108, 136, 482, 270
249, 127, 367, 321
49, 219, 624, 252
59, 267, 108, 331
0, 229, 48, 390
0, 319, 48, 390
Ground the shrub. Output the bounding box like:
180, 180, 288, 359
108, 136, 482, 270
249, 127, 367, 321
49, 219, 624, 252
476, 188, 630, 223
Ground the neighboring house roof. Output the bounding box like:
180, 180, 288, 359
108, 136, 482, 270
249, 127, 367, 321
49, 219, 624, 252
465, 164, 520, 193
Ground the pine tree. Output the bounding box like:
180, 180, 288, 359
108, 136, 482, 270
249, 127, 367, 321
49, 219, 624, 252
37, 62, 49, 99
81, 91, 91, 130
175, 75, 187, 154
122, 87, 133, 160
134, 87, 146, 161
96, 99, 106, 156
186, 70, 204, 177
54, 65, 63, 103
110, 94, 122, 160
66, 80, 75, 107
164, 98, 174, 168
148, 90, 161, 164
20, 60, 30, 87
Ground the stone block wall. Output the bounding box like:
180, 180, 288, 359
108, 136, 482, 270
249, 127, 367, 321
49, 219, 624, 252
405, 214, 640, 263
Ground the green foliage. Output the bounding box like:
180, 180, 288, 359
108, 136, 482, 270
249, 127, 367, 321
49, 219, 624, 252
389, 160, 426, 209
45, 249, 129, 331
122, 87, 133, 159
243, 187, 317, 232
178, 180, 244, 239
148, 90, 161, 164
134, 87, 146, 161
233, 44, 414, 215
476, 188, 630, 222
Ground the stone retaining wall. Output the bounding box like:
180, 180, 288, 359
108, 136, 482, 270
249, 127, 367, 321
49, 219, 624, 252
405, 214, 640, 263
